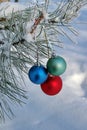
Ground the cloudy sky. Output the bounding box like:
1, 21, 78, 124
0, 1, 87, 130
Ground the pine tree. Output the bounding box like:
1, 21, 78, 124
0, 0, 87, 122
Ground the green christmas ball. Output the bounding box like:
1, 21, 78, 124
47, 56, 67, 75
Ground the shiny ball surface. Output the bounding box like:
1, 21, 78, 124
47, 56, 67, 75
41, 75, 62, 96
28, 65, 48, 84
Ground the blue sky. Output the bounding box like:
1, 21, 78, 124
0, 1, 87, 130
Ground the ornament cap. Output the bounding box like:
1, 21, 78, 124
34, 61, 41, 66
51, 52, 56, 58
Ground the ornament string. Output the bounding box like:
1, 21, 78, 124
43, 27, 50, 59
36, 44, 39, 66
45, 0, 49, 12
33, 34, 39, 66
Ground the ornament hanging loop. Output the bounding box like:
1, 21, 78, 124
34, 35, 40, 66
35, 46, 41, 66
36, 45, 39, 65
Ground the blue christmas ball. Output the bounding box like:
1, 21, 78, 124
28, 65, 48, 84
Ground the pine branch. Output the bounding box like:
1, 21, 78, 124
0, 0, 87, 122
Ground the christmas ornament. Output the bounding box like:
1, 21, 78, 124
47, 56, 67, 75
28, 65, 48, 84
41, 75, 62, 96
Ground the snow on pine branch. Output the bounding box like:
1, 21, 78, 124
0, 2, 26, 17
0, 0, 87, 122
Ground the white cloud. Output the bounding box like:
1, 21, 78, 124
65, 72, 85, 96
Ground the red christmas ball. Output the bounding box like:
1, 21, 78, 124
40, 75, 62, 96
